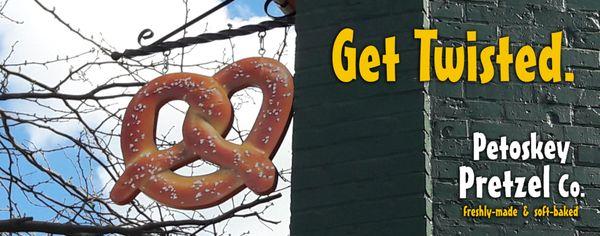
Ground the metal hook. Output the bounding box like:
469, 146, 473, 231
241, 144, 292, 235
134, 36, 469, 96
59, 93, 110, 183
137, 29, 155, 46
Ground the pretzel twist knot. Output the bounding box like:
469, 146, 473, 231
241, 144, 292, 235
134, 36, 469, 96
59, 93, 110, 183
110, 58, 293, 209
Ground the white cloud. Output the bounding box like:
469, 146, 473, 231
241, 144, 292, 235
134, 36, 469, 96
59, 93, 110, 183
1, 0, 295, 235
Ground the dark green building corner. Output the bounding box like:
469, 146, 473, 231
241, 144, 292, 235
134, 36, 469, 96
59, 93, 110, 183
291, 0, 600, 235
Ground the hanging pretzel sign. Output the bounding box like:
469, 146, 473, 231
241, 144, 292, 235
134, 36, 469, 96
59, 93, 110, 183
111, 57, 293, 209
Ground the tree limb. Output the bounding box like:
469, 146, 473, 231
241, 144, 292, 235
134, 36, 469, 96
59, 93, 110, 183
0, 193, 282, 235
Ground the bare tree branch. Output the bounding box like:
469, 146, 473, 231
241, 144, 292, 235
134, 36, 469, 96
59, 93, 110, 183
0, 1, 295, 235
0, 194, 282, 235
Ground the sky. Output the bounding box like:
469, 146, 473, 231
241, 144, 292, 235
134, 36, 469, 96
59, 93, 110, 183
0, 0, 295, 235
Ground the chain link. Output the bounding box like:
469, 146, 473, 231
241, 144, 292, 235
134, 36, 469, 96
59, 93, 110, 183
258, 31, 266, 57
162, 50, 171, 74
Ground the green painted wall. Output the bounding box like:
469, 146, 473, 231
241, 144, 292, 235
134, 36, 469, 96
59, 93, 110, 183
291, 0, 600, 235
429, 0, 600, 235
290, 0, 431, 235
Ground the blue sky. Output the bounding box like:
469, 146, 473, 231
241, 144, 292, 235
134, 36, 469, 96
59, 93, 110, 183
0, 0, 292, 227
228, 0, 269, 19
228, 0, 287, 19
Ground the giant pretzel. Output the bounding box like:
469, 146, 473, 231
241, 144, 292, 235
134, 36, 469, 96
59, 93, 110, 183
111, 57, 293, 209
